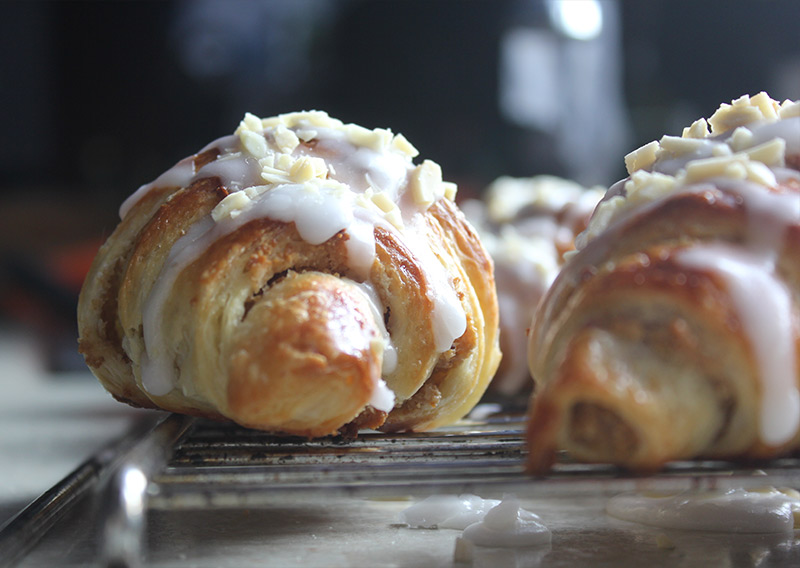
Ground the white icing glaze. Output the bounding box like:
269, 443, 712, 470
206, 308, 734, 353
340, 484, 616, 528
119, 135, 243, 220
198, 151, 263, 191
400, 494, 501, 530
354, 280, 397, 377
400, 495, 550, 547
580, 94, 799, 249
394, 219, 466, 353
129, 111, 465, 401
368, 379, 395, 414
607, 488, 800, 533
119, 159, 193, 220
140, 215, 216, 396
351, 279, 397, 413
403, 495, 550, 566
571, 93, 800, 446
678, 243, 799, 446
461, 498, 551, 547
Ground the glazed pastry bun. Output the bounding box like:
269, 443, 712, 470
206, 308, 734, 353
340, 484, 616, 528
78, 111, 501, 437
526, 93, 800, 472
462, 176, 603, 397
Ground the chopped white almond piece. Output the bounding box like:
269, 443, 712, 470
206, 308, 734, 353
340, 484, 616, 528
709, 102, 764, 135
391, 133, 419, 157
274, 124, 300, 153
723, 161, 748, 180
625, 170, 677, 204
383, 207, 404, 230
260, 157, 292, 183
371, 128, 394, 150
289, 156, 327, 182
682, 118, 710, 139
410, 160, 443, 208
345, 124, 393, 151
371, 191, 396, 213
658, 135, 707, 156
354, 191, 373, 208
728, 126, 754, 152
344, 124, 371, 145
443, 181, 458, 201
311, 156, 328, 176
275, 153, 295, 172
244, 185, 268, 200
745, 161, 778, 186
211, 191, 251, 222
242, 112, 263, 133
261, 170, 291, 185
265, 111, 338, 131
750, 91, 780, 120
296, 128, 318, 142
239, 129, 268, 158
624, 141, 659, 174
744, 138, 786, 167
294, 110, 341, 129
685, 154, 747, 183
779, 100, 800, 119
259, 163, 285, 177
354, 192, 381, 214
711, 144, 733, 157
260, 114, 286, 129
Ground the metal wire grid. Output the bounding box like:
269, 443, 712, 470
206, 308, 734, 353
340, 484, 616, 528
4, 410, 800, 567
151, 413, 530, 507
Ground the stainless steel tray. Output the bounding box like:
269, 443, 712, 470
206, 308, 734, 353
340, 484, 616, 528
3, 407, 800, 567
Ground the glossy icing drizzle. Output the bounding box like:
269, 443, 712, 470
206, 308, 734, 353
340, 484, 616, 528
127, 111, 466, 398
575, 93, 800, 446
607, 487, 800, 533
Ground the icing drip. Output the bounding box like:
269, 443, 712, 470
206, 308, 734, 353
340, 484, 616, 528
678, 243, 799, 446
119, 135, 243, 220
129, 111, 464, 399
400, 494, 551, 556
607, 488, 800, 533
460, 498, 551, 548
400, 494, 501, 530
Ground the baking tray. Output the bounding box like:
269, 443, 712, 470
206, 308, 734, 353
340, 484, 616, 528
3, 406, 800, 567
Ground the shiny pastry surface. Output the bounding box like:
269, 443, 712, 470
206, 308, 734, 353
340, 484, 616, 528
78, 111, 501, 437
526, 93, 800, 472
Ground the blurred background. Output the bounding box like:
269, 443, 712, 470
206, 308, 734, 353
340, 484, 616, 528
1, 0, 799, 372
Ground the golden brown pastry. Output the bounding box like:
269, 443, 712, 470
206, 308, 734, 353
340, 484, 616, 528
462, 176, 603, 397
526, 93, 800, 472
78, 111, 501, 437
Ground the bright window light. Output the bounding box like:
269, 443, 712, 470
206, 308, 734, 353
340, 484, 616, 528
548, 0, 604, 41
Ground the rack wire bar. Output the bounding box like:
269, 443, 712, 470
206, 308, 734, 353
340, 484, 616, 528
145, 413, 800, 510
98, 413, 195, 568
0, 414, 167, 567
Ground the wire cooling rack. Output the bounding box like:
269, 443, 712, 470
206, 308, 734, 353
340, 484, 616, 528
3, 407, 800, 567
